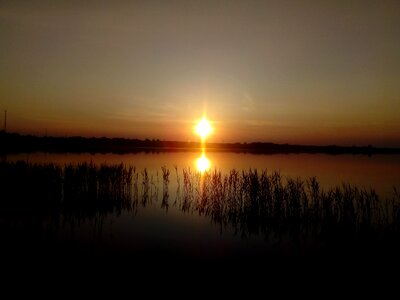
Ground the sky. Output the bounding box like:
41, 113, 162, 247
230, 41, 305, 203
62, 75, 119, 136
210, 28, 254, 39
1, 0, 399, 146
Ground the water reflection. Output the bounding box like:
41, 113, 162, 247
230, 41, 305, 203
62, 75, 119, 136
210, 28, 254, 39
1, 159, 400, 265
196, 148, 211, 173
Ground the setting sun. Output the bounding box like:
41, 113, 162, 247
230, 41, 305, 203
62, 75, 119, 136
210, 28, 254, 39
195, 117, 212, 141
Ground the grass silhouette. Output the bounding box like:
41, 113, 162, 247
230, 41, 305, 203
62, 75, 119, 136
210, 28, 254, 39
1, 161, 399, 248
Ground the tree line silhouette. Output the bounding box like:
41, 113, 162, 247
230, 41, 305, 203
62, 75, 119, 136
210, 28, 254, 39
1, 131, 399, 155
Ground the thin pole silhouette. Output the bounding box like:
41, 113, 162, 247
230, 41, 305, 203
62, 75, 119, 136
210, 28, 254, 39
4, 110, 6, 132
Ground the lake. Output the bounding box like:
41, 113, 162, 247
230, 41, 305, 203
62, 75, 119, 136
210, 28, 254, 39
2, 151, 400, 270
6, 151, 400, 196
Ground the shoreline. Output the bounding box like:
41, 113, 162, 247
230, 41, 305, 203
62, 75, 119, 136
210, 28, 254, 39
1, 131, 400, 155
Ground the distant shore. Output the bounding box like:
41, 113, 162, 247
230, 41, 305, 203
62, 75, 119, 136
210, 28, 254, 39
1, 131, 399, 155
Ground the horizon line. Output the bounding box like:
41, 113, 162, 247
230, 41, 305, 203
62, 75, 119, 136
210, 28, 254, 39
2, 130, 399, 150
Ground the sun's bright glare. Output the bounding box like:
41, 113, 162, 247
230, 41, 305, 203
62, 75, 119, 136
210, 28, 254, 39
196, 154, 210, 173
195, 117, 212, 141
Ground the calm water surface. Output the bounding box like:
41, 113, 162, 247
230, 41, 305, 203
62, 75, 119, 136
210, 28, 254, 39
7, 151, 400, 196
4, 151, 400, 261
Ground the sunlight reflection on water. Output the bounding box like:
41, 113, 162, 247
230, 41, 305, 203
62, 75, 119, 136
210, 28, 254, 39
5, 151, 400, 197
196, 147, 211, 173
2, 151, 400, 264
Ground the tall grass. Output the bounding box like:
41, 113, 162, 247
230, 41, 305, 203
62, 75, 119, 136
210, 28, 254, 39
1, 161, 399, 240
161, 166, 170, 210
0, 161, 135, 222
180, 168, 400, 239
63, 162, 134, 219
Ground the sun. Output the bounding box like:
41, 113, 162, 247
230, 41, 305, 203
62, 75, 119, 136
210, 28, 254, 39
195, 117, 212, 141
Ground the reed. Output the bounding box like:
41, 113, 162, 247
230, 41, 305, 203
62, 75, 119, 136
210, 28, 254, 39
170, 167, 400, 240
161, 166, 170, 210
1, 161, 399, 241
0, 161, 134, 222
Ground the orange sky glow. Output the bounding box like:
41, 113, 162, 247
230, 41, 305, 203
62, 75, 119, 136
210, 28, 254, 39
1, 1, 399, 147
